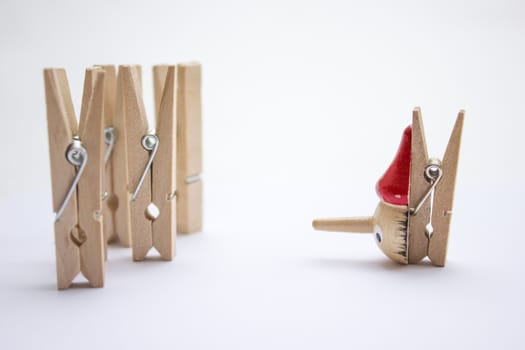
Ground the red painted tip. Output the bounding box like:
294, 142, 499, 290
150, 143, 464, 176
376, 126, 412, 205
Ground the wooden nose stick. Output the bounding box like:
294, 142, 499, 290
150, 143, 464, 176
312, 217, 374, 233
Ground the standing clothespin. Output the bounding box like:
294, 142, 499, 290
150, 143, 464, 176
407, 107, 464, 266
95, 65, 132, 247
175, 63, 203, 234
312, 107, 464, 266
151, 63, 203, 234
44, 67, 105, 288
120, 65, 176, 261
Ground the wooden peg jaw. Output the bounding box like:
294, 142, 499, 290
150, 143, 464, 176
44, 68, 80, 289
99, 64, 117, 245
426, 110, 464, 266
77, 68, 105, 287
408, 107, 430, 264
44, 69, 78, 216
44, 67, 105, 289
152, 65, 176, 260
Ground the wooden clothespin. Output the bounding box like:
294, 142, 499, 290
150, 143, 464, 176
408, 107, 464, 266
120, 65, 176, 261
312, 107, 464, 266
152, 63, 203, 234
44, 67, 105, 289
175, 63, 202, 234
95, 65, 132, 247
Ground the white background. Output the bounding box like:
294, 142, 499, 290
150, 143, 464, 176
1, 0, 524, 349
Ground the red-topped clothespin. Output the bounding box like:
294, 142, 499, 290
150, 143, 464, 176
313, 107, 464, 266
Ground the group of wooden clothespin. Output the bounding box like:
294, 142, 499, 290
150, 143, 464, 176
44, 63, 202, 289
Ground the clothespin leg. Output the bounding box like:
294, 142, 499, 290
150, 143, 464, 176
121, 65, 153, 260
112, 66, 132, 247
44, 69, 81, 289
428, 110, 464, 266
77, 68, 105, 286
176, 63, 203, 234
96, 65, 118, 246
407, 107, 431, 264
54, 209, 81, 289
152, 65, 176, 260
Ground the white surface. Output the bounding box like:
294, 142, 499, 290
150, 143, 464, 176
1, 0, 525, 349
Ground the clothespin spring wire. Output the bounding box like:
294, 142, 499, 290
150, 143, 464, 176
409, 158, 443, 238
55, 137, 88, 222
410, 158, 443, 216
131, 133, 159, 201
101, 127, 116, 201
104, 127, 115, 164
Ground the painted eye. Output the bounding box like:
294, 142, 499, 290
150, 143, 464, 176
375, 231, 382, 243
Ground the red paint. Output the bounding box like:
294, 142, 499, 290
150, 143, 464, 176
375, 126, 412, 205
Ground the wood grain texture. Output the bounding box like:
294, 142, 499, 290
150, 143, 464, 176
99, 65, 116, 128
154, 65, 169, 118
97, 65, 117, 245
97, 64, 132, 247
112, 66, 132, 247
176, 63, 202, 233
152, 65, 176, 260
78, 68, 105, 287
44, 68, 80, 289
428, 111, 464, 266
121, 65, 153, 260
407, 107, 430, 264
